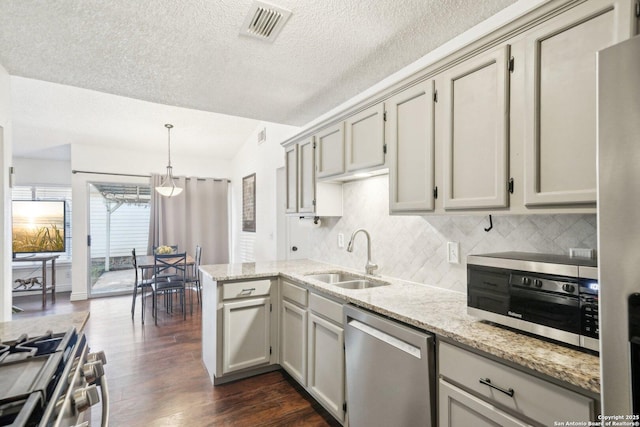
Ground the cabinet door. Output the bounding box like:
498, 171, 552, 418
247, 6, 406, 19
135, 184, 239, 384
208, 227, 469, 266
281, 300, 307, 386
439, 341, 595, 424
307, 313, 345, 423
285, 145, 298, 213
222, 297, 271, 374
298, 138, 316, 213
439, 380, 531, 427
441, 45, 510, 210
524, 0, 633, 206
345, 103, 385, 171
315, 123, 345, 178
387, 80, 436, 213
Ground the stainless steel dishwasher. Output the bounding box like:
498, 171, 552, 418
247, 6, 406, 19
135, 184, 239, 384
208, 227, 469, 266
344, 304, 435, 427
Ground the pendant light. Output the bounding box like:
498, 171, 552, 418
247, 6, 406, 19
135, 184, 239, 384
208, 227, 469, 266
155, 123, 183, 197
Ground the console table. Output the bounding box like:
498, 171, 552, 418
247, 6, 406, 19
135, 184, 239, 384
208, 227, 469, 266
12, 255, 60, 308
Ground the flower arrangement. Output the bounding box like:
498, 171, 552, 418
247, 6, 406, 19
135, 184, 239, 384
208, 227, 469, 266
155, 245, 174, 255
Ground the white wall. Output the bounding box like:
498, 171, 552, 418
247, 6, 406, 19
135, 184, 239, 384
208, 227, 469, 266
71, 141, 232, 179
0, 63, 12, 320
13, 158, 71, 186
230, 123, 298, 263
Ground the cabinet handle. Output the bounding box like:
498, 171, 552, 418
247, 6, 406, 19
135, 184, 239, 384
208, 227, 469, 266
479, 378, 515, 397
241, 288, 256, 294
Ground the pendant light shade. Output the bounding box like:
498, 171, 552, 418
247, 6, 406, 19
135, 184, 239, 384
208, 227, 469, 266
155, 124, 183, 197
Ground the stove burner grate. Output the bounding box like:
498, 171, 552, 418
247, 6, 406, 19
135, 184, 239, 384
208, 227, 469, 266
0, 331, 64, 365
0, 328, 78, 427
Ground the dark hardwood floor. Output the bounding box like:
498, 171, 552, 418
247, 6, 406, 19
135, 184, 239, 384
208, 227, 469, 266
12, 292, 341, 427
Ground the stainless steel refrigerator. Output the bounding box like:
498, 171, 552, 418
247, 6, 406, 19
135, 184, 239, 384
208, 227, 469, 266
598, 33, 640, 416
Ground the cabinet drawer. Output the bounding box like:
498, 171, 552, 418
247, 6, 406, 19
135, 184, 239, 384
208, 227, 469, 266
439, 342, 594, 425
282, 280, 308, 307
222, 280, 271, 300
309, 292, 343, 324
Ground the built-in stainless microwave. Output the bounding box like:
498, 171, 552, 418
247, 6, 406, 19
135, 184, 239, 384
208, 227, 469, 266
467, 252, 598, 352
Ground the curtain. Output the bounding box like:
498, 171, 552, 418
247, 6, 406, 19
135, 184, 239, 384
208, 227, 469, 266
148, 174, 229, 265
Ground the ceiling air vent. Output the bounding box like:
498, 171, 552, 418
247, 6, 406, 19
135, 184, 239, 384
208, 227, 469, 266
240, 1, 291, 42
257, 127, 266, 144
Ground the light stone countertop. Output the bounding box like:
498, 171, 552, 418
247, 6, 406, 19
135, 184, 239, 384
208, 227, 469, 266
0, 311, 90, 342
200, 259, 600, 395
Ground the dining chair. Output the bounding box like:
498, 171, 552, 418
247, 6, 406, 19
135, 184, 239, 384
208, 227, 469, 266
151, 245, 180, 281
186, 245, 202, 308
152, 252, 188, 325
131, 248, 154, 323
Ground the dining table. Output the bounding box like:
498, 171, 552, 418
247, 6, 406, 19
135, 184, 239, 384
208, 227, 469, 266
135, 254, 195, 277
135, 253, 198, 320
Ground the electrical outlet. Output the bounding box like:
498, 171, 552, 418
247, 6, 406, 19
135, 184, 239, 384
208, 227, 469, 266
338, 233, 345, 249
447, 242, 460, 264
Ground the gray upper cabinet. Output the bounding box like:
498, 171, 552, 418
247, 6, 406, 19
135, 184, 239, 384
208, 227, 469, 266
440, 45, 511, 210
387, 80, 436, 213
523, 0, 634, 206
279, 0, 637, 215
315, 123, 345, 179
285, 145, 298, 214
283, 138, 343, 217
345, 103, 386, 171
298, 137, 316, 214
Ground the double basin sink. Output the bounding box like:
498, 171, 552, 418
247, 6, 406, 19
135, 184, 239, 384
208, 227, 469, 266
304, 271, 390, 290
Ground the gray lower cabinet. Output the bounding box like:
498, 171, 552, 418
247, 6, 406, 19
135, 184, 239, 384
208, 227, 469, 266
279, 280, 347, 425
439, 379, 530, 427
202, 277, 279, 385
222, 296, 271, 374
307, 293, 346, 424
280, 281, 308, 385
438, 341, 596, 426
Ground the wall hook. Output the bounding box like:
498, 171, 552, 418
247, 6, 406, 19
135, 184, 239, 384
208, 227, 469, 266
484, 215, 493, 232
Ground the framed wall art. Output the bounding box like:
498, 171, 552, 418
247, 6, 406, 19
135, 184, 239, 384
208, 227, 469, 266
242, 173, 256, 232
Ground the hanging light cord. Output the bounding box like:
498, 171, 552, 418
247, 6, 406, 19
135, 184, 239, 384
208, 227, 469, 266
165, 123, 173, 170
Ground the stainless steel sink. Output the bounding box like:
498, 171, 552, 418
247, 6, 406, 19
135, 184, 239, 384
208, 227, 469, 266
304, 272, 390, 289
305, 272, 362, 284
331, 279, 388, 289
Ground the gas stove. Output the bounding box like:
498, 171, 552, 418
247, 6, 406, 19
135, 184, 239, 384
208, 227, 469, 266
0, 328, 108, 427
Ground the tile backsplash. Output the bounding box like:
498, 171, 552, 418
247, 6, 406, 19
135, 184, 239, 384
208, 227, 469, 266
308, 175, 597, 294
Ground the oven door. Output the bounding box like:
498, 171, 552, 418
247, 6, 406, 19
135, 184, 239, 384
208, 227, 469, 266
467, 266, 510, 315
509, 287, 580, 335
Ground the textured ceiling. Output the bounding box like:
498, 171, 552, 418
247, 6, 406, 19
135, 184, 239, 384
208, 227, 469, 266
10, 76, 267, 161
0, 0, 518, 128
3, 0, 520, 161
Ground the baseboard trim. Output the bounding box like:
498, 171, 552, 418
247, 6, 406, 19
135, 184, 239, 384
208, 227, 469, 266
70, 291, 88, 301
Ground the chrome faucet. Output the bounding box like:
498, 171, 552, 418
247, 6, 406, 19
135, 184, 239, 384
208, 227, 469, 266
346, 228, 378, 275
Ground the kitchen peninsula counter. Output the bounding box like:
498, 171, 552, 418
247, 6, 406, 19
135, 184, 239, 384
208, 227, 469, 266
200, 260, 599, 395
0, 311, 90, 341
